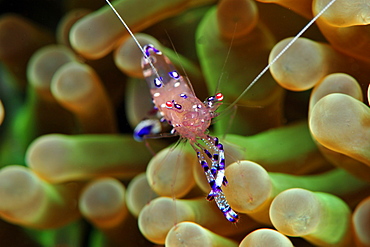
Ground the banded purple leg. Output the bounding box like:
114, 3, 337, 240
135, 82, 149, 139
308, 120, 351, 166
190, 143, 217, 194
203, 136, 227, 188
212, 136, 227, 187
203, 137, 238, 222
191, 139, 239, 222
192, 142, 222, 200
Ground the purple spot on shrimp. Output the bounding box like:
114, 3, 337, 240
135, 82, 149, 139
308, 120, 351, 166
214, 137, 219, 146
169, 70, 180, 79
180, 93, 187, 99
154, 77, 163, 87
201, 161, 209, 172
174, 103, 182, 110
213, 154, 219, 160
207, 189, 219, 201
225, 211, 239, 222
144, 44, 161, 56
223, 206, 231, 213
204, 149, 212, 159
228, 217, 237, 223
231, 212, 239, 219
209, 180, 217, 191
134, 125, 152, 140
211, 168, 217, 176
218, 143, 224, 150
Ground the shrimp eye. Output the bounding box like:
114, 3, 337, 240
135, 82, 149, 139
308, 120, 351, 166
174, 103, 182, 110
165, 101, 173, 108
169, 70, 180, 79
215, 93, 224, 101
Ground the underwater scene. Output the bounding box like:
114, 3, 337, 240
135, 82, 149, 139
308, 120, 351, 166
0, 0, 369, 246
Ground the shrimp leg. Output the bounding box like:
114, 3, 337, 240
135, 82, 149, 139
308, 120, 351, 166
192, 137, 238, 222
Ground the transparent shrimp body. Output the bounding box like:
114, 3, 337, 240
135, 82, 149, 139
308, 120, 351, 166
140, 44, 239, 222
142, 45, 215, 140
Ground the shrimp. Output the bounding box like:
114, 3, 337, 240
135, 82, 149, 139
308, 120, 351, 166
105, 0, 337, 223
137, 43, 238, 222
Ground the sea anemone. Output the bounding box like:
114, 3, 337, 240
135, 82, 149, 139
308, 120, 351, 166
0, 0, 369, 246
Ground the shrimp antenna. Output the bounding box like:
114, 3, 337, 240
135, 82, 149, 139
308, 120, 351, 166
105, 0, 161, 80
222, 0, 337, 113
